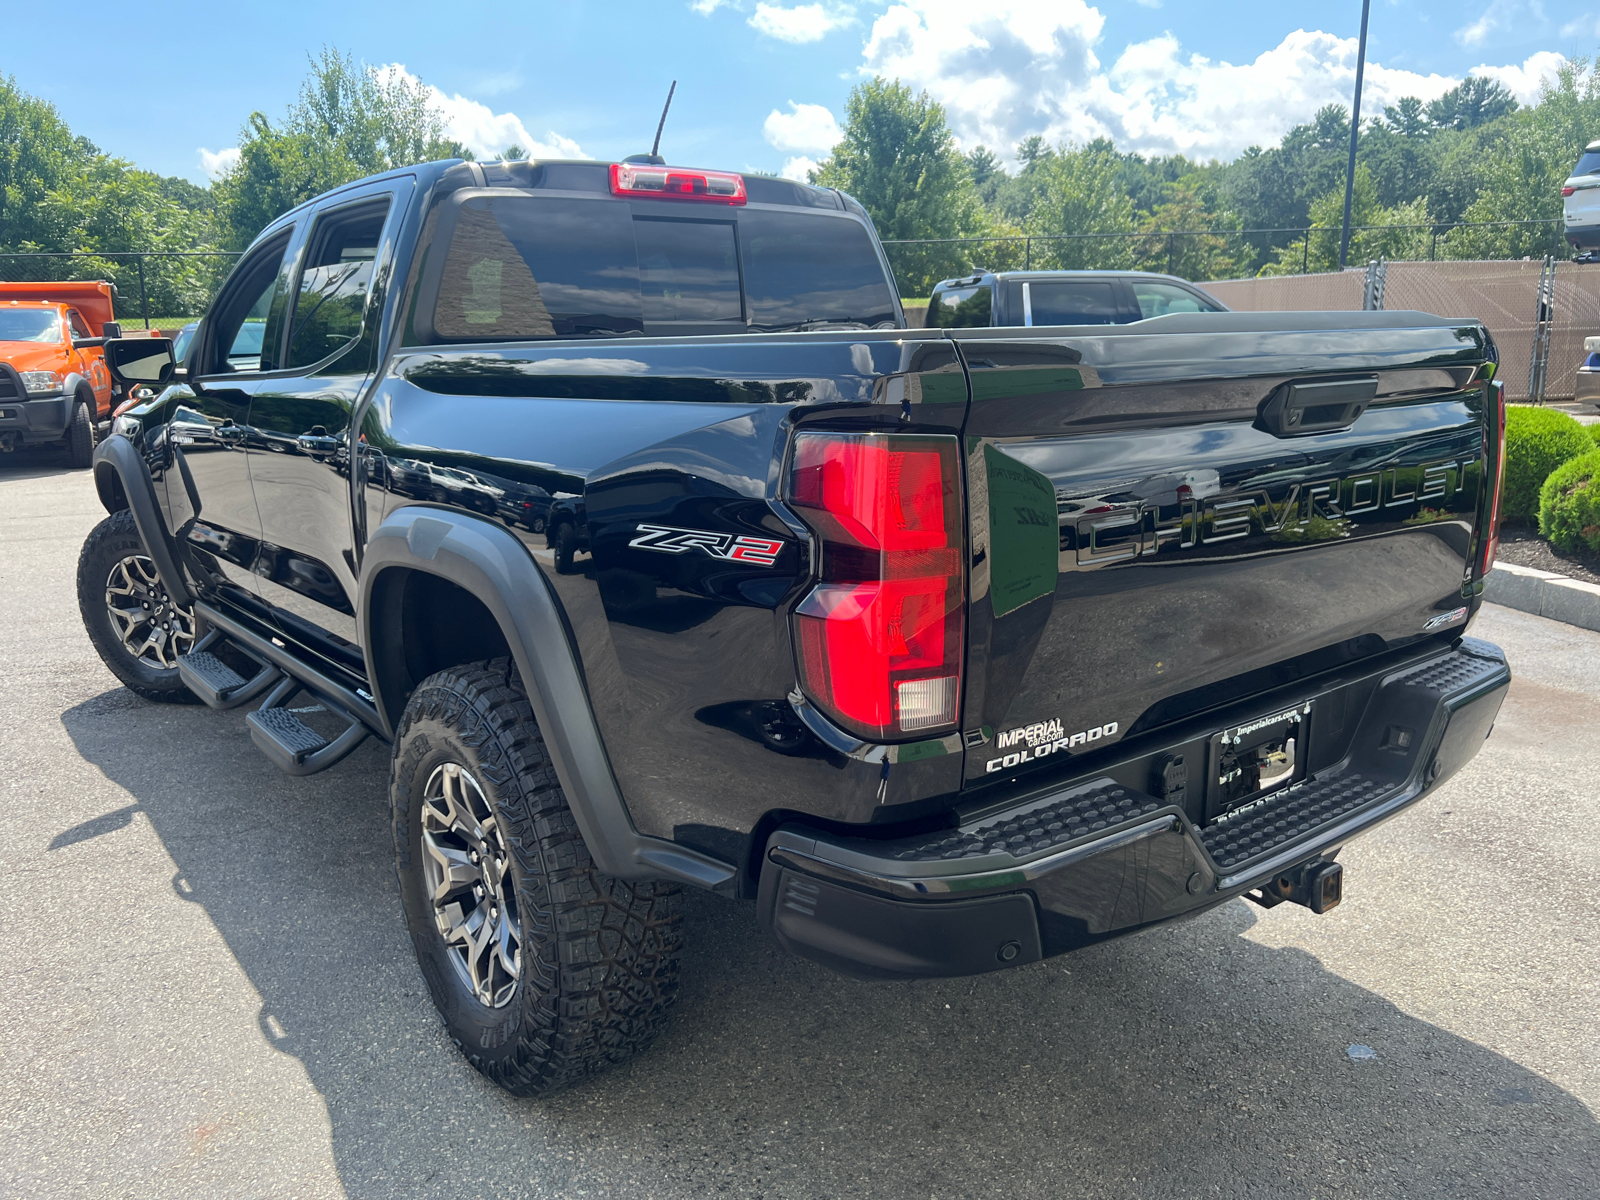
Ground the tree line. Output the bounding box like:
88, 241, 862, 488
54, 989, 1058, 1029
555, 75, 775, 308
818, 61, 1600, 294
3, 50, 1600, 312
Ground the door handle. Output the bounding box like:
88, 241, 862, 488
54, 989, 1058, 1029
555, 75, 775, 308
1257, 376, 1378, 438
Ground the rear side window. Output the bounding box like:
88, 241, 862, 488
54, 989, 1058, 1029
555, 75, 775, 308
927, 284, 992, 328
434, 198, 644, 340
1017, 280, 1121, 326
418, 195, 895, 343
1574, 150, 1600, 178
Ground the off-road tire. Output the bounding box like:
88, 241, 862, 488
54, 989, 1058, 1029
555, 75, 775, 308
391, 658, 682, 1096
76, 511, 202, 703
552, 522, 577, 574
65, 399, 95, 469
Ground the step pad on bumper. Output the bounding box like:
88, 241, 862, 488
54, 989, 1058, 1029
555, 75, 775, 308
1201, 773, 1382, 871
891, 781, 1165, 863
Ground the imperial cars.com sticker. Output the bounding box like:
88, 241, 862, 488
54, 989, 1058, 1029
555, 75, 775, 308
986, 717, 1120, 773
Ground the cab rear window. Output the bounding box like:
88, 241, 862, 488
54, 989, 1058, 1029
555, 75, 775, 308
415, 194, 896, 343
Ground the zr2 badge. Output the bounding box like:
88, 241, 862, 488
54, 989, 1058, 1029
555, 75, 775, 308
629, 523, 785, 567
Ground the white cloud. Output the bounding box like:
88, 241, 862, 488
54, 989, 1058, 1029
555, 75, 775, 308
1132, 0, 1161, 7
1455, 9, 1497, 46
1472, 51, 1565, 104
763, 101, 842, 154
749, 3, 853, 43
1561, 14, 1600, 37
690, 0, 730, 12
198, 146, 240, 179
855, 6, 1560, 164
781, 155, 821, 180
376, 64, 585, 161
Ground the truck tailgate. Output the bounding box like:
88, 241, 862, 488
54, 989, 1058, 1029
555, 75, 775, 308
952, 313, 1492, 785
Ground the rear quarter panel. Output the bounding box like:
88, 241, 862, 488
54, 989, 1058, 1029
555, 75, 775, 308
364, 332, 969, 863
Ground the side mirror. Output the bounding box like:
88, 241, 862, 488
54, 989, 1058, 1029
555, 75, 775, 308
103, 337, 176, 387
103, 321, 123, 339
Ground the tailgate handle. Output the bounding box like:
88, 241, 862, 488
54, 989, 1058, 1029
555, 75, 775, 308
1258, 376, 1378, 437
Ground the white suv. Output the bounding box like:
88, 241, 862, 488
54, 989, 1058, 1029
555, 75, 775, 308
1563, 139, 1600, 253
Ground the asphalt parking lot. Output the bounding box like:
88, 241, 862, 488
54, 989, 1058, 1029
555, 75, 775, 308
1, 447, 1596, 1199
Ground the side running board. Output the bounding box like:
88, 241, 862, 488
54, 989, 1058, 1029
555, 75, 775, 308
183, 600, 384, 778
246, 676, 370, 777
176, 630, 283, 710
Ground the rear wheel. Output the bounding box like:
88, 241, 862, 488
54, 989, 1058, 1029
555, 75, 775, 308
552, 522, 577, 573
391, 659, 682, 1096
76, 511, 201, 703
65, 399, 94, 469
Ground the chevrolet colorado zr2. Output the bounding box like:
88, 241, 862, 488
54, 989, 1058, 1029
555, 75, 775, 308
80, 156, 1510, 1096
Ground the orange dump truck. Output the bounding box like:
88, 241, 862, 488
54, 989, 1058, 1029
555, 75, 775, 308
0, 281, 121, 467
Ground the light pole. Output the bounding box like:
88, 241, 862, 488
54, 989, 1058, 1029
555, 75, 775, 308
1339, 0, 1372, 269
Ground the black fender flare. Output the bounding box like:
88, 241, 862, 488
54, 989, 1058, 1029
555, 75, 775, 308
359, 506, 737, 892
90, 433, 192, 606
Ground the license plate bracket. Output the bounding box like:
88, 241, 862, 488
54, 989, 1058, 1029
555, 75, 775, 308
1204, 702, 1311, 823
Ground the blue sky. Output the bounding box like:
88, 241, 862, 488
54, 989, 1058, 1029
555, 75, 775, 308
8, 0, 1596, 184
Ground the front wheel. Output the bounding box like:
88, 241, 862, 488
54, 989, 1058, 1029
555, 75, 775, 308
391, 659, 682, 1096
65, 400, 95, 469
76, 511, 201, 703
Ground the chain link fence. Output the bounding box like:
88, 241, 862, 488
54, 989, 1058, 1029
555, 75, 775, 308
881, 219, 1571, 299
1205, 256, 1599, 404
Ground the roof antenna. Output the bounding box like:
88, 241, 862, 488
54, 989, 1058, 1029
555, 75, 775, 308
625, 81, 677, 165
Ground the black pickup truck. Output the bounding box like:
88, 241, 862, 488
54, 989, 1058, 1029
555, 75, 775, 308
82, 156, 1511, 1097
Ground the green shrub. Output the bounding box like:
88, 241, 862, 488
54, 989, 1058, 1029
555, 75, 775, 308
1587, 422, 1600, 447
1538, 449, 1600, 554
1503, 407, 1593, 521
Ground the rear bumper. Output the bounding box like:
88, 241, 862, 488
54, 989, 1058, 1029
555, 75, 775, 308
758, 638, 1509, 979
1568, 222, 1600, 249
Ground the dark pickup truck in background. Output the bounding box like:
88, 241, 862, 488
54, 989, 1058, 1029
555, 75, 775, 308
82, 155, 1510, 1097
925, 268, 1227, 327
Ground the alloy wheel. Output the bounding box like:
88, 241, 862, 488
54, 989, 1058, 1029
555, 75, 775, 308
104, 554, 196, 670
420, 762, 522, 1008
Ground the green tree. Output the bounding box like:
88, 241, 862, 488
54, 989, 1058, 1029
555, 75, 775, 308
1134, 181, 1240, 281
1259, 165, 1430, 274
964, 145, 1002, 188
36, 157, 220, 315
0, 75, 96, 253
1444, 59, 1600, 259
1024, 140, 1137, 270
1382, 96, 1431, 138
1428, 77, 1519, 131
812, 78, 991, 295
214, 48, 467, 248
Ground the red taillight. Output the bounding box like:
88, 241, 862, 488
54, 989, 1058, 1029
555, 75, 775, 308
609, 162, 747, 205
787, 433, 964, 741
1563, 186, 1576, 197
1481, 380, 1507, 575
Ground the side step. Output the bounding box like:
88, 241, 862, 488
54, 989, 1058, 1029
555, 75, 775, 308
177, 636, 283, 710
246, 677, 370, 777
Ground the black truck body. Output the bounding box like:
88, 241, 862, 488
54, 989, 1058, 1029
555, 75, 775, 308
85, 157, 1510, 1090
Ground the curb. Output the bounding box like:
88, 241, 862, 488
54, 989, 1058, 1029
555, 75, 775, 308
1485, 562, 1600, 632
